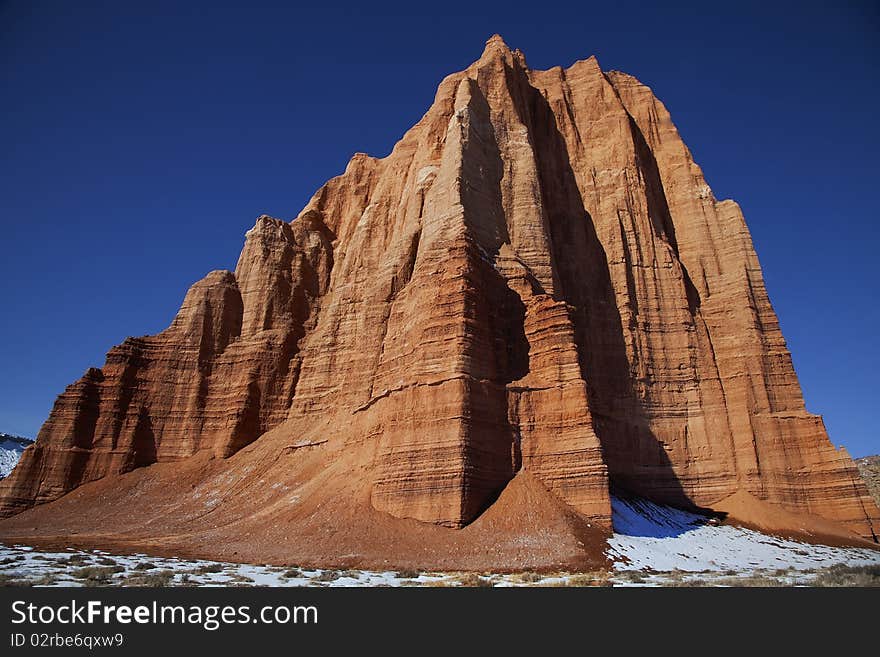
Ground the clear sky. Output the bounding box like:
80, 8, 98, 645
1, 1, 877, 456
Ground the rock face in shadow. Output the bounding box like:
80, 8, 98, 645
1, 35, 877, 549
855, 456, 880, 509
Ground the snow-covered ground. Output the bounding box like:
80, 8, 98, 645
0, 545, 457, 587
0, 433, 33, 479
607, 495, 880, 572
1, 494, 878, 587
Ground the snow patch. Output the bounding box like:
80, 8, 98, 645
606, 495, 880, 572
0, 433, 34, 479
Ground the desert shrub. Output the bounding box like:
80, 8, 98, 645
566, 572, 611, 587
0, 573, 33, 587
314, 570, 341, 582
97, 557, 118, 566
60, 554, 91, 566
663, 570, 686, 582
617, 570, 646, 583
714, 575, 784, 587
133, 562, 157, 571
665, 578, 708, 587
516, 572, 544, 583
454, 573, 493, 587
177, 573, 200, 587
395, 569, 421, 579
72, 566, 124, 584
281, 568, 303, 579
124, 570, 174, 587
838, 563, 878, 577
32, 574, 57, 586
193, 563, 224, 574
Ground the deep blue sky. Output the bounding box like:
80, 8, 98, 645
1, 1, 877, 456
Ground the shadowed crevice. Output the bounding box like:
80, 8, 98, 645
626, 114, 702, 314
125, 408, 157, 472
523, 76, 699, 511
454, 80, 533, 524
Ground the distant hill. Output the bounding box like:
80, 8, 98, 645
0, 433, 34, 479
855, 455, 880, 509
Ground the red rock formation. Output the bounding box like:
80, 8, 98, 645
0, 36, 876, 561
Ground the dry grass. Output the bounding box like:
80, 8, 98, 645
615, 565, 880, 587
655, 570, 785, 587
123, 569, 175, 587
664, 579, 708, 587
532, 572, 609, 587
729, 576, 786, 587
177, 574, 198, 587
615, 570, 647, 584
453, 573, 494, 587
812, 564, 880, 587
314, 570, 341, 582
59, 554, 92, 566
0, 572, 32, 586
192, 563, 223, 574
32, 574, 58, 586
71, 565, 125, 586
565, 572, 611, 587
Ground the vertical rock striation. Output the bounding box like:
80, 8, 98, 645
1, 35, 876, 548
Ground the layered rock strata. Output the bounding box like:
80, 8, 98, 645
1, 35, 876, 550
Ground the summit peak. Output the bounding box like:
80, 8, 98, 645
480, 33, 512, 59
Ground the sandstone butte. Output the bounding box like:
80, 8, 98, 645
1, 36, 877, 570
